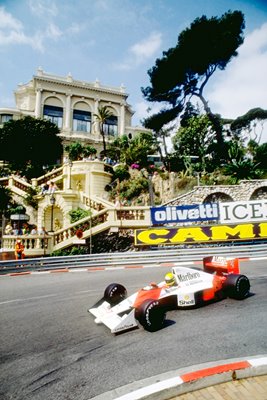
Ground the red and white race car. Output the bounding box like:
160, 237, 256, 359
88, 256, 250, 333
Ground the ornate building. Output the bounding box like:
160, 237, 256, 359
0, 68, 148, 154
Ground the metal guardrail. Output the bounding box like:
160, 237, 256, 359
1, 243, 267, 275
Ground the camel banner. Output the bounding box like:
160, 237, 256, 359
134, 222, 267, 246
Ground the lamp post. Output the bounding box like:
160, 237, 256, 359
88, 178, 92, 254
68, 160, 73, 189
186, 155, 200, 185
148, 173, 154, 207
49, 195, 56, 233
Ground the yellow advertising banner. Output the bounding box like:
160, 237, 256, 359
134, 222, 267, 246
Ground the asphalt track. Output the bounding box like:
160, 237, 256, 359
0, 258, 266, 400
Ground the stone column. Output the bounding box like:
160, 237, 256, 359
35, 89, 42, 118
64, 94, 72, 130
93, 97, 99, 133
120, 103, 125, 136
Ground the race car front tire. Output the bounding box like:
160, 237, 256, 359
223, 274, 250, 300
104, 283, 127, 305
135, 299, 166, 332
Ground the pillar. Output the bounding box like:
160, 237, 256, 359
35, 89, 42, 118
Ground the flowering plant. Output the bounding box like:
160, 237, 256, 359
130, 163, 140, 169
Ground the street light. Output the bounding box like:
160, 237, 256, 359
68, 160, 73, 189
49, 195, 56, 233
148, 173, 154, 207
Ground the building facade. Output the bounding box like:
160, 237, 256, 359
0, 68, 148, 154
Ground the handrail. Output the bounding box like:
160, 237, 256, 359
1, 242, 267, 274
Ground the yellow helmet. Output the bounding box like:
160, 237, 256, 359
165, 272, 175, 286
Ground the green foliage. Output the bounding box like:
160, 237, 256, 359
0, 185, 12, 215
172, 115, 213, 171
69, 208, 91, 223
120, 176, 149, 200
108, 131, 157, 168
24, 187, 39, 210
223, 158, 261, 183
113, 165, 130, 182
107, 135, 130, 163
0, 116, 63, 179
65, 142, 97, 161
83, 145, 97, 157
230, 108, 267, 143
9, 204, 26, 214
254, 143, 267, 172
175, 175, 194, 190
50, 246, 89, 257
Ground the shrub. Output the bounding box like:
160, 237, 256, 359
113, 165, 130, 182
69, 208, 91, 223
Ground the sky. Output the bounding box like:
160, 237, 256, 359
0, 0, 267, 145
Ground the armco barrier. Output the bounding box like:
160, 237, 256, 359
1, 242, 267, 275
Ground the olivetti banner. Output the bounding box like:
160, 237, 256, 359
150, 203, 219, 225
134, 222, 267, 246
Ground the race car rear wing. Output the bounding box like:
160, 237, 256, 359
203, 256, 239, 275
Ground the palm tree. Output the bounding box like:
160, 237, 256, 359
94, 106, 113, 156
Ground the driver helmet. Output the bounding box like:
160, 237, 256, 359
165, 272, 176, 286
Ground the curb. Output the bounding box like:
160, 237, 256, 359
90, 355, 267, 400
1, 256, 266, 277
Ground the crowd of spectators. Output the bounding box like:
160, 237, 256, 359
5, 223, 48, 236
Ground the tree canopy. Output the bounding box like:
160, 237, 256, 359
0, 116, 63, 179
107, 131, 157, 168
142, 10, 245, 151
230, 108, 267, 143
65, 142, 97, 161
172, 115, 213, 172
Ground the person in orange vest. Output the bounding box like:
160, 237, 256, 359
15, 239, 25, 260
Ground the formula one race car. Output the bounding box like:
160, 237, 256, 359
88, 256, 250, 334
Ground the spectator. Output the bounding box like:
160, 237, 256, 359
38, 226, 48, 235
30, 226, 37, 234
15, 239, 25, 260
22, 224, 30, 235
114, 196, 121, 208
41, 182, 49, 195
12, 224, 19, 235
5, 223, 13, 235
48, 181, 58, 194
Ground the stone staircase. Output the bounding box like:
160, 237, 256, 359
0, 162, 150, 255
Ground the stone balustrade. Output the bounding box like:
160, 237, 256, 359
2, 235, 52, 257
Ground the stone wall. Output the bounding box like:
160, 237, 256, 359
164, 179, 267, 205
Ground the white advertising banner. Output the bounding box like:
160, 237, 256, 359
219, 200, 267, 224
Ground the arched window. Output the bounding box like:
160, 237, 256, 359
103, 115, 118, 136
73, 109, 91, 132
43, 105, 63, 128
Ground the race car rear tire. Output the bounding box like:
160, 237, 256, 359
104, 283, 127, 306
135, 299, 166, 332
223, 274, 250, 300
